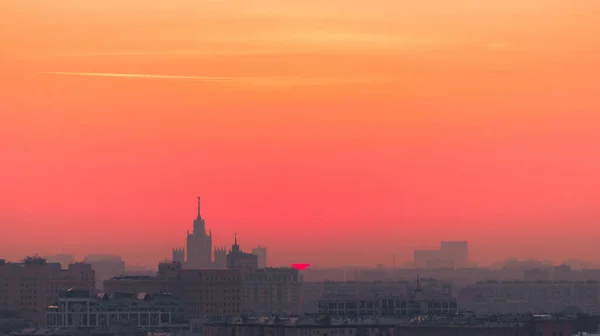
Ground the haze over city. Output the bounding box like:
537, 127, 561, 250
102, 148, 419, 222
2, 0, 600, 268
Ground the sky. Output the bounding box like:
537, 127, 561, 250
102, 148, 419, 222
1, 0, 600, 268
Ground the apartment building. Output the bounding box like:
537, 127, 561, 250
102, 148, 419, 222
0, 256, 96, 325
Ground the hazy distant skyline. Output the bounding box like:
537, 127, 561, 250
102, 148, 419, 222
1, 0, 600, 267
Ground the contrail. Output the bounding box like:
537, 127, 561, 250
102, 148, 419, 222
40, 71, 384, 86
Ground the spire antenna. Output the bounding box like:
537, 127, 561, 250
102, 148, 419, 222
197, 196, 201, 218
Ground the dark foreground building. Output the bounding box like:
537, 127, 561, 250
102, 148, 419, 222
203, 314, 580, 336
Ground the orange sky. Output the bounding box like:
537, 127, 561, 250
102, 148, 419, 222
1, 0, 600, 268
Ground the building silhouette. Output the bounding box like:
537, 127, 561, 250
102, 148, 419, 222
252, 245, 267, 268
186, 197, 213, 269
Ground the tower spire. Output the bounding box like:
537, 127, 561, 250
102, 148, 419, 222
197, 196, 201, 218
234, 232, 237, 245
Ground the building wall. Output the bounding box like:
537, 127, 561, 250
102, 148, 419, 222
0, 257, 95, 325
180, 269, 242, 317
243, 268, 300, 315
104, 268, 242, 319
227, 251, 258, 279
458, 281, 600, 315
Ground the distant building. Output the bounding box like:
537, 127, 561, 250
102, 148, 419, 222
252, 246, 267, 268
227, 234, 258, 279
0, 256, 96, 324
172, 248, 184, 265
46, 289, 185, 328
44, 254, 74, 269
440, 241, 469, 268
83, 254, 125, 291
413, 250, 442, 268
413, 241, 469, 269
186, 197, 213, 269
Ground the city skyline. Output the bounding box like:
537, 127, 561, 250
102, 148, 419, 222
2, 0, 600, 267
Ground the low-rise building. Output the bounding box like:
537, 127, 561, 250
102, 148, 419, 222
458, 280, 600, 315
46, 289, 185, 329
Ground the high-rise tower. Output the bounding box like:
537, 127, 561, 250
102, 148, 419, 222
186, 197, 213, 269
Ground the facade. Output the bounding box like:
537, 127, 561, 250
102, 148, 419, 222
458, 280, 600, 315
0, 256, 96, 325
251, 246, 267, 269
186, 197, 213, 269
226, 235, 258, 279
46, 289, 185, 328
103, 263, 242, 319
242, 267, 301, 315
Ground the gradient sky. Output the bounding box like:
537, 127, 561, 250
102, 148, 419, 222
1, 0, 600, 268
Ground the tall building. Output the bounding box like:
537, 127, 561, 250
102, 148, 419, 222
440, 241, 468, 268
186, 197, 213, 269
252, 245, 267, 268
172, 248, 184, 264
